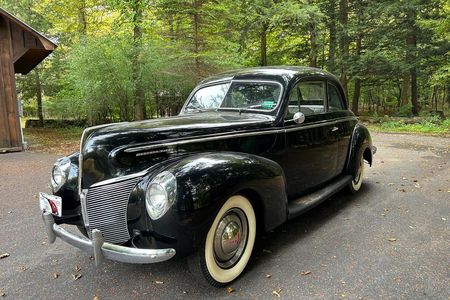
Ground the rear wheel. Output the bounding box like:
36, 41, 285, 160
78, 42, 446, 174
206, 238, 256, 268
348, 151, 365, 193
188, 195, 256, 287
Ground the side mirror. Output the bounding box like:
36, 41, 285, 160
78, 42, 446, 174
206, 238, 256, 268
293, 112, 305, 124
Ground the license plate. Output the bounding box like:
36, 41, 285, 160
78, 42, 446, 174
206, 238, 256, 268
39, 193, 62, 217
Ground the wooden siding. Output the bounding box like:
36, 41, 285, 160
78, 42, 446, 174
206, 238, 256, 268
0, 15, 21, 151
0, 9, 56, 152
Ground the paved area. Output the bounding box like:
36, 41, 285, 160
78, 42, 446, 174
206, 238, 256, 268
0, 133, 449, 299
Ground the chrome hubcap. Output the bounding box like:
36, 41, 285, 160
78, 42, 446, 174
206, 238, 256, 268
213, 208, 248, 268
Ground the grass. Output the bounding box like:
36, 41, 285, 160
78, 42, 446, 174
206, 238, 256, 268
363, 118, 450, 136
23, 127, 83, 155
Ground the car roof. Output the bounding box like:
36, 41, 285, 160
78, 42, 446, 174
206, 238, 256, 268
199, 66, 338, 86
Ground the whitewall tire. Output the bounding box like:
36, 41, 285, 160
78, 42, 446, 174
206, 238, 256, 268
349, 151, 365, 193
188, 195, 256, 287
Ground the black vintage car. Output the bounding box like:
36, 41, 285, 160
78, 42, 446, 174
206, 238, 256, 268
39, 66, 375, 286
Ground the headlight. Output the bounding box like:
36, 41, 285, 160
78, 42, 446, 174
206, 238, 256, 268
145, 171, 177, 220
51, 157, 71, 192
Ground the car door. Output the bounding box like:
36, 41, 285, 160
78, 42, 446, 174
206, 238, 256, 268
282, 79, 340, 198
327, 81, 357, 174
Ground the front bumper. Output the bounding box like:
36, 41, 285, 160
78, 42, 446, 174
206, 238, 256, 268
42, 212, 176, 265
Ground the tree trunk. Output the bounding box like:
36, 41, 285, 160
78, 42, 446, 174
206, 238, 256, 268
446, 85, 450, 110
352, 78, 361, 115
410, 66, 418, 115
338, 0, 349, 99
328, 0, 336, 72
406, 9, 419, 115
168, 14, 174, 41
260, 23, 268, 66
78, 0, 87, 36
406, 10, 419, 116
34, 69, 44, 127
351, 0, 362, 115
132, 0, 146, 120
308, 22, 317, 67
193, 0, 201, 72
400, 73, 410, 107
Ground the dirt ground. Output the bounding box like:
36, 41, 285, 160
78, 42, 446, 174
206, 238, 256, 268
0, 132, 449, 299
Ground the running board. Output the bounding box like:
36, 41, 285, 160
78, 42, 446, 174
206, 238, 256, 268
287, 175, 352, 220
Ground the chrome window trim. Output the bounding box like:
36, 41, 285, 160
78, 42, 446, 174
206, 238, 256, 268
181, 79, 284, 114
125, 116, 356, 154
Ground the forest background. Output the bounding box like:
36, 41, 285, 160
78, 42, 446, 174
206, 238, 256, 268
0, 0, 449, 129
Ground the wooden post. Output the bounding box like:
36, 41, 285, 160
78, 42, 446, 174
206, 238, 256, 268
0, 15, 22, 152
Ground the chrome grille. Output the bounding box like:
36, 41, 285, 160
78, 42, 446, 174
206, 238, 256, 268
85, 176, 141, 244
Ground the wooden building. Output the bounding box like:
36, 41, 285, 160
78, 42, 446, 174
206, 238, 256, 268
0, 8, 56, 152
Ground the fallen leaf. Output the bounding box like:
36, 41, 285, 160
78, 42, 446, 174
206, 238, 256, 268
154, 280, 163, 284
301, 271, 311, 276
272, 288, 282, 297
340, 292, 348, 298
383, 208, 389, 212
399, 189, 406, 192
402, 177, 407, 180
7, 211, 12, 214
72, 274, 82, 281
441, 217, 447, 221
0, 288, 4, 297
53, 273, 59, 279
408, 226, 414, 229
75, 265, 81, 272
381, 213, 386, 217
413, 179, 418, 182
388, 238, 397, 242
380, 160, 384, 163
93, 296, 100, 300
226, 287, 234, 294
19, 266, 27, 272
388, 183, 395, 186
265, 274, 272, 278
0, 253, 10, 259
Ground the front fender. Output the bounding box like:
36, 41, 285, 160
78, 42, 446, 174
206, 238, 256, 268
138, 152, 288, 255
346, 124, 373, 177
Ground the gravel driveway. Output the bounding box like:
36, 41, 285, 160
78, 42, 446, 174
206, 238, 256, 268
0, 132, 449, 299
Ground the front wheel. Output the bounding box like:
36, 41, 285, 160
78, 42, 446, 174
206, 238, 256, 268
188, 195, 256, 287
348, 151, 365, 193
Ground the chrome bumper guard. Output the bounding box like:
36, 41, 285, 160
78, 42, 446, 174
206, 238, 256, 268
42, 212, 176, 265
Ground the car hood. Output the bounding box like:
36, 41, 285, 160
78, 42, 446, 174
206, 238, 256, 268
80, 112, 276, 187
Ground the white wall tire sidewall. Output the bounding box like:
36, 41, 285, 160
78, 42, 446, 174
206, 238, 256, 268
351, 155, 364, 191
204, 195, 256, 284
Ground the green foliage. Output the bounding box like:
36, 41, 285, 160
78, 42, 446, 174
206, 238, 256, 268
1, 0, 448, 124
366, 117, 450, 135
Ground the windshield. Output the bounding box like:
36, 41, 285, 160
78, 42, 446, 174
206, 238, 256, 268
183, 81, 282, 113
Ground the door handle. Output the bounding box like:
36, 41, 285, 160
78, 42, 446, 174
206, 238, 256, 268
331, 126, 339, 132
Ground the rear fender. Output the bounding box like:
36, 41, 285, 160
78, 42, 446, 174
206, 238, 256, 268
346, 124, 373, 177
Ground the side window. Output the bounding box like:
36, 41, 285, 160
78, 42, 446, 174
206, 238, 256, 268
287, 81, 325, 118
328, 83, 345, 111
